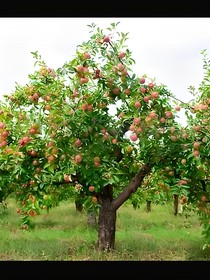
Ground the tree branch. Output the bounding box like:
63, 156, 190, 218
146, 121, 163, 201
111, 163, 153, 210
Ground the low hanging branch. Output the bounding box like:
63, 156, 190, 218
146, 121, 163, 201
112, 163, 153, 211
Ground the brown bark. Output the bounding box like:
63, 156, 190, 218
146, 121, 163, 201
96, 164, 152, 251
146, 200, 152, 212
75, 200, 83, 212
173, 194, 179, 216
97, 185, 116, 251
112, 164, 152, 210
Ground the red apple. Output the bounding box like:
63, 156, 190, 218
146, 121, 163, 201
134, 101, 141, 108
103, 35, 110, 43
89, 185, 95, 192
74, 154, 83, 163
139, 77, 145, 84
75, 138, 82, 147
119, 51, 126, 58
130, 133, 138, 142
64, 174, 71, 182
83, 52, 91, 59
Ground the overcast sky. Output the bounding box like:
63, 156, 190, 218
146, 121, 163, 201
0, 17, 209, 125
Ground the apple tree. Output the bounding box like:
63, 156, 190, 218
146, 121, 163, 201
1, 22, 209, 251
185, 49, 210, 249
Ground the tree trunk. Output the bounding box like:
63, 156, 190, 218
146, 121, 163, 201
146, 200, 151, 212
75, 200, 83, 212
96, 164, 152, 251
173, 194, 179, 216
97, 185, 116, 251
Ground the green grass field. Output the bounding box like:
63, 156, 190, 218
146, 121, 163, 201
0, 197, 210, 260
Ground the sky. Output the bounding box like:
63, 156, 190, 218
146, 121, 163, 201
0, 17, 210, 125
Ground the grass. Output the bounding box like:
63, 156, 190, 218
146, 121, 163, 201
0, 197, 210, 261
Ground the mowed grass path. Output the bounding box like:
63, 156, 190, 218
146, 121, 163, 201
0, 197, 210, 260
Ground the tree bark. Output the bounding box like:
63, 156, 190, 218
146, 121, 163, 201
173, 194, 179, 216
75, 200, 83, 212
96, 163, 152, 251
146, 200, 152, 212
97, 185, 116, 251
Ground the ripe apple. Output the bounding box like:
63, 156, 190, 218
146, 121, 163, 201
45, 104, 51, 111
103, 35, 110, 43
80, 77, 89, 84
91, 196, 98, 203
165, 111, 173, 118
113, 87, 120, 95
64, 174, 71, 182
121, 68, 128, 76
112, 138, 117, 144
36, 167, 42, 173
32, 160, 40, 166
136, 127, 142, 134
170, 126, 176, 133
119, 51, 126, 58
22, 136, 31, 144
170, 135, 178, 142
28, 209, 37, 217
130, 133, 138, 142
87, 104, 93, 111
1, 130, 9, 138
0, 140, 7, 147
193, 125, 201, 132
182, 133, 188, 139
160, 117, 166, 123
83, 52, 91, 59
134, 101, 141, 108
139, 77, 145, 84
88, 186, 95, 192
117, 63, 125, 71
47, 155, 55, 162
133, 117, 141, 125
77, 65, 84, 72
74, 154, 83, 163
29, 127, 37, 134
201, 195, 207, 203
147, 82, 154, 89
151, 91, 159, 98
124, 88, 131, 95
143, 96, 150, 102
139, 87, 146, 93
44, 95, 51, 101
148, 111, 156, 120
129, 125, 135, 131
175, 105, 181, 111
75, 138, 82, 147
193, 142, 200, 149
33, 92, 39, 102
94, 161, 101, 167
192, 150, 200, 157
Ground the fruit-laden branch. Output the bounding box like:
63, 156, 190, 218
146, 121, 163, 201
111, 163, 153, 210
